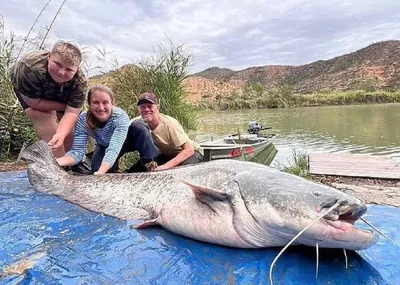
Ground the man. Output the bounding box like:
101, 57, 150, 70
11, 41, 88, 157
136, 92, 202, 171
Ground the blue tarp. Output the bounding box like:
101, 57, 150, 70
0, 171, 399, 285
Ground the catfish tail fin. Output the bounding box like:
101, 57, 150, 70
21, 140, 57, 165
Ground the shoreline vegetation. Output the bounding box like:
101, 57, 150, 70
193, 88, 400, 110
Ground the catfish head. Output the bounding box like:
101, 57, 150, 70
225, 166, 378, 250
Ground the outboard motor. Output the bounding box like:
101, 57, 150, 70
248, 121, 263, 134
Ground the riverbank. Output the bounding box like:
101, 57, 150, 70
0, 161, 28, 172
314, 175, 400, 207
195, 90, 400, 110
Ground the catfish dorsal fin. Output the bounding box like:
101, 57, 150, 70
177, 177, 228, 203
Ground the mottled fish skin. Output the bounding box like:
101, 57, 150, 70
22, 140, 378, 250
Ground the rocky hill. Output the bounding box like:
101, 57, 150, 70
89, 40, 400, 103
184, 40, 400, 102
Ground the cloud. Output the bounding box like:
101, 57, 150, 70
1, 0, 400, 74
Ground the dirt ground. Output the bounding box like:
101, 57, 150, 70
0, 161, 29, 172
1, 162, 399, 207
313, 175, 400, 207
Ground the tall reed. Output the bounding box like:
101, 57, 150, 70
111, 40, 197, 131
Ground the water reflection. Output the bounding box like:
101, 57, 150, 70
197, 103, 400, 165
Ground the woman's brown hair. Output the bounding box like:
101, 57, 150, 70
86, 85, 115, 132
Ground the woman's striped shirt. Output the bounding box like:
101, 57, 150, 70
66, 107, 130, 166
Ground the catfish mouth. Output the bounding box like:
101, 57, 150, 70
324, 204, 368, 229
319, 199, 377, 246
319, 199, 367, 223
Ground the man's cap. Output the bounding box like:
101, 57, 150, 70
137, 92, 159, 106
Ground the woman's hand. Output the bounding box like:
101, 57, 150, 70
56, 155, 75, 167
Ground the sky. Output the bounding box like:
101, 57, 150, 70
1, 0, 400, 75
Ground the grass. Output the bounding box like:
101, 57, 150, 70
277, 149, 311, 179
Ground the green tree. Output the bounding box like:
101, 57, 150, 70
252, 83, 265, 97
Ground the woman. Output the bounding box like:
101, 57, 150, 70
57, 85, 159, 174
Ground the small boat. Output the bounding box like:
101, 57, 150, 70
197, 121, 277, 162
198, 132, 276, 162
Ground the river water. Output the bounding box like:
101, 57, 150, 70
196, 103, 400, 166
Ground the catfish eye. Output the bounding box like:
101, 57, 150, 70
313, 192, 321, 197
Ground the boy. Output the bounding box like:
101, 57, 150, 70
11, 41, 87, 157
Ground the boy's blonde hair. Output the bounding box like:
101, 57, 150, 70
51, 41, 82, 66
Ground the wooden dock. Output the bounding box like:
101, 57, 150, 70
309, 153, 400, 179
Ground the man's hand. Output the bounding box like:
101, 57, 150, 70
51, 106, 80, 155
48, 133, 65, 150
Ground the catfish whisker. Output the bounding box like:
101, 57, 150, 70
343, 249, 348, 269
269, 201, 341, 285
361, 217, 399, 246
316, 242, 319, 279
